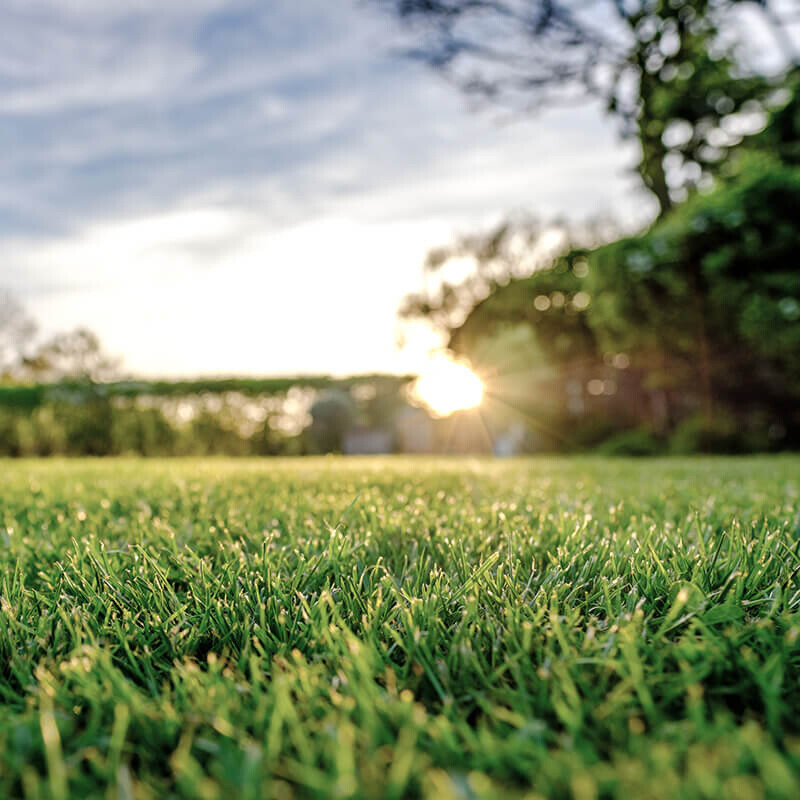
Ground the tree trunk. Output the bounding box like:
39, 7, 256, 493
638, 138, 673, 219
636, 71, 673, 219
689, 273, 714, 426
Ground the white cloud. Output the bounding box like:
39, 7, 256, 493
13, 210, 448, 375
1, 0, 654, 376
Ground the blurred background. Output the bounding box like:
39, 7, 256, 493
1, 0, 798, 456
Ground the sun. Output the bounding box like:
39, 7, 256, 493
413, 355, 484, 417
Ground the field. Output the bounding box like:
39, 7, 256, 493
1, 457, 799, 799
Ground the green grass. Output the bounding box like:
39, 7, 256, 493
1, 456, 800, 799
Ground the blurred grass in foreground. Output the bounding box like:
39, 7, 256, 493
1, 456, 799, 799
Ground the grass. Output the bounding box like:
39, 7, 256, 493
1, 456, 799, 799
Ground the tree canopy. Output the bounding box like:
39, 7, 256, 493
378, 0, 797, 214
394, 75, 800, 449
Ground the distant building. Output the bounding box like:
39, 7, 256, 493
493, 422, 527, 457
342, 426, 393, 455
394, 406, 435, 453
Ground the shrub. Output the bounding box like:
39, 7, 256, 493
598, 428, 663, 456
668, 413, 743, 454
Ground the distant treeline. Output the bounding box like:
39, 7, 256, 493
0, 376, 414, 457
0, 372, 794, 457
0, 375, 410, 409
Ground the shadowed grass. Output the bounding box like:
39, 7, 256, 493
1, 456, 799, 798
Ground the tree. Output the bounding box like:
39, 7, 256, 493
437, 153, 800, 442
586, 154, 800, 428
0, 291, 37, 378
398, 80, 800, 442
397, 214, 617, 349
21, 328, 119, 382
377, 0, 797, 215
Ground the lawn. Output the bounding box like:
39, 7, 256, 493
1, 456, 799, 799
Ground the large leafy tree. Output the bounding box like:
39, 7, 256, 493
586, 153, 800, 425
432, 152, 800, 437
397, 85, 800, 439
377, 0, 796, 215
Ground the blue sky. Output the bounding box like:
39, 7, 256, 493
2, 0, 656, 376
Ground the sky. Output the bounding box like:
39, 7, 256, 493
0, 0, 661, 377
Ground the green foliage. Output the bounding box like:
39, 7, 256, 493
434, 157, 800, 451
111, 407, 179, 456
597, 428, 664, 456
0, 376, 416, 457
622, 0, 775, 214
563, 417, 628, 451
387, 13, 799, 450
0, 384, 45, 410
0, 375, 412, 407
185, 411, 248, 457
452, 251, 596, 367
60, 396, 114, 457
589, 157, 800, 403
308, 391, 358, 453
668, 413, 743, 455
0, 409, 22, 456
249, 418, 288, 457
1, 457, 799, 798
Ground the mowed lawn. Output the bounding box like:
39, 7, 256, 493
1, 457, 799, 799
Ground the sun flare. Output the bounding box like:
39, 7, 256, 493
413, 356, 484, 416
